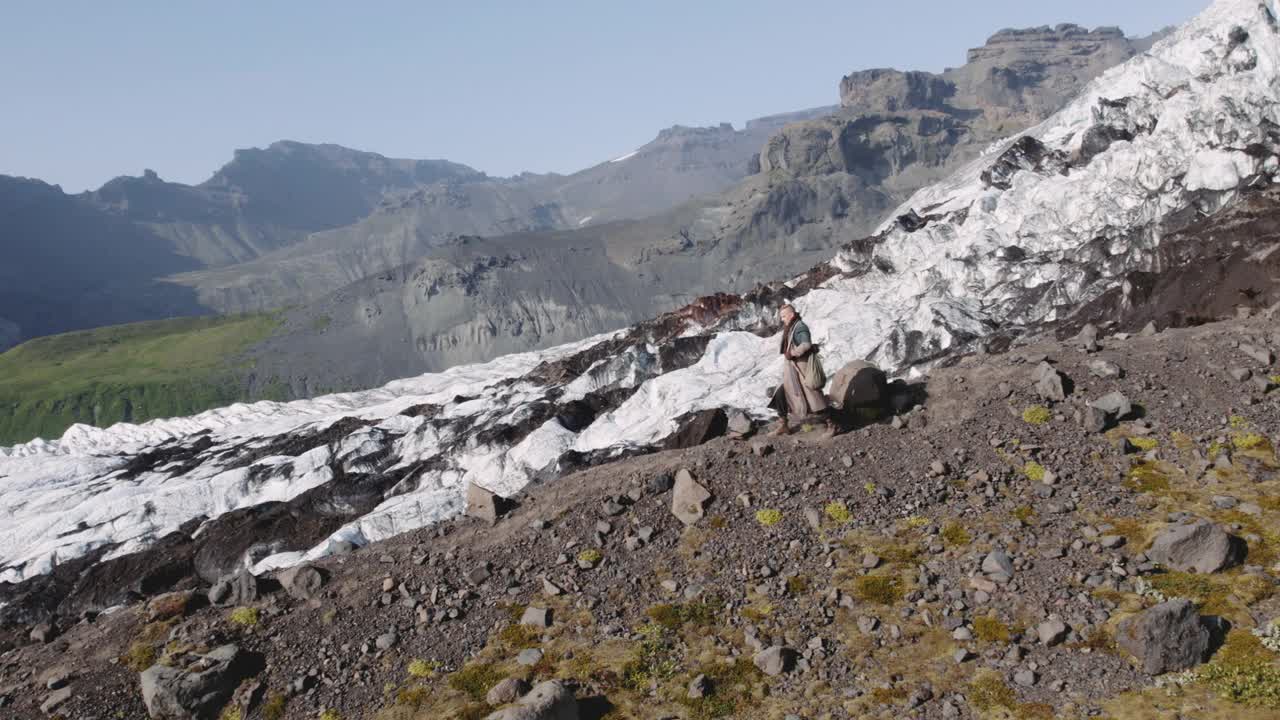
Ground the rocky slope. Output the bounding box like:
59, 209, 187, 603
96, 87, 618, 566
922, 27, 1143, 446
243, 22, 1167, 392
1, 1, 1280, 716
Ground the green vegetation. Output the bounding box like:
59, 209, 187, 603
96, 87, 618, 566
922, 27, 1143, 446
497, 623, 542, 649
676, 659, 763, 719
1128, 436, 1159, 451
1022, 462, 1046, 482
261, 694, 287, 720
941, 522, 971, 547
228, 607, 259, 627
1233, 433, 1271, 452
407, 659, 439, 679
125, 641, 158, 671
621, 624, 680, 691
852, 575, 903, 605
1126, 461, 1171, 494
576, 548, 602, 567
646, 600, 717, 631
319, 710, 343, 720
0, 314, 286, 445
973, 615, 1012, 643
825, 501, 853, 524
968, 670, 1054, 718
1022, 405, 1051, 425
754, 508, 783, 527
218, 707, 243, 720
447, 663, 502, 702
1199, 630, 1280, 709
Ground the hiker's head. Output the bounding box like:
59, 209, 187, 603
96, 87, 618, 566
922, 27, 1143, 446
779, 304, 797, 324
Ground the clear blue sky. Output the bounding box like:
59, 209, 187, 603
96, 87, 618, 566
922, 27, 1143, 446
1, 0, 1207, 192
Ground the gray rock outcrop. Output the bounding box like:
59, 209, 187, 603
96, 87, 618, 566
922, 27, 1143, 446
1148, 519, 1244, 574
139, 645, 254, 719
1116, 599, 1210, 675
484, 680, 578, 719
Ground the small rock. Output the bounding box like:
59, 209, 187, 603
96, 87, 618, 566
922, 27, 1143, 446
521, 607, 553, 628
517, 648, 544, 666
375, 632, 398, 650
486, 677, 530, 706
1037, 619, 1068, 646
671, 469, 712, 526
982, 551, 1014, 577
1013, 670, 1037, 687
688, 674, 712, 699
753, 646, 798, 676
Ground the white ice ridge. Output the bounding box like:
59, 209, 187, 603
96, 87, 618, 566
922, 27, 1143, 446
609, 150, 638, 163
2, 0, 1278, 585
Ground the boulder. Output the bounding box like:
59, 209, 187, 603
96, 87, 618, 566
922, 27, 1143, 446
663, 409, 728, 450
278, 565, 325, 601
466, 482, 500, 525
140, 644, 256, 719
484, 680, 578, 719
207, 571, 258, 607
829, 361, 888, 412
1148, 519, 1244, 574
1088, 392, 1132, 425
147, 591, 196, 622
1034, 362, 1068, 402
487, 677, 531, 706
1116, 599, 1210, 675
29, 622, 58, 644
753, 646, 798, 676
671, 469, 712, 526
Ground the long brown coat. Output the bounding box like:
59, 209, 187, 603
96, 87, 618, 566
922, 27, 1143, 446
779, 319, 828, 422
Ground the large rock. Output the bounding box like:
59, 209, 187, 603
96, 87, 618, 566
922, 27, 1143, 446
671, 469, 712, 526
207, 571, 258, 607
1034, 362, 1068, 401
1089, 392, 1132, 421
1117, 599, 1210, 675
1148, 519, 1244, 574
140, 644, 256, 719
662, 409, 728, 450
829, 361, 888, 412
484, 680, 578, 719
278, 565, 325, 601
466, 482, 500, 525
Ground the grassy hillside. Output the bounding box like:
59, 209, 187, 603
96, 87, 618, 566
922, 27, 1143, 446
0, 314, 287, 446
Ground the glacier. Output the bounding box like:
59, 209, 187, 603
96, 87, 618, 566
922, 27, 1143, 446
2, 0, 1279, 587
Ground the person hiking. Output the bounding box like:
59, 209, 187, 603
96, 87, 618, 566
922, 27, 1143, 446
771, 304, 836, 437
